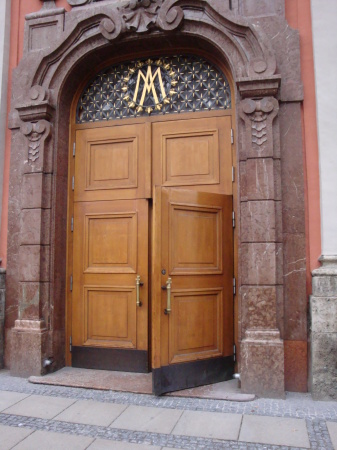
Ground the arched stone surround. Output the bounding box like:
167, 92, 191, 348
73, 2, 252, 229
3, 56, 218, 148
5, 0, 306, 398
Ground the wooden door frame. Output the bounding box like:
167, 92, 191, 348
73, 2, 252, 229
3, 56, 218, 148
65, 47, 235, 367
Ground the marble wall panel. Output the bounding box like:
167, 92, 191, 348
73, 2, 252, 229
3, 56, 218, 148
241, 201, 276, 242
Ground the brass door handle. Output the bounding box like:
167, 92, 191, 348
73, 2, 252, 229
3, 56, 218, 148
164, 277, 172, 315
136, 275, 143, 307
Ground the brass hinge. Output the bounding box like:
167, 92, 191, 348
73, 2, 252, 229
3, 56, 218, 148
233, 344, 236, 362
70, 275, 73, 292
232, 211, 235, 228
72, 176, 75, 191
73, 142, 76, 157
233, 277, 236, 296
232, 166, 235, 182
69, 336, 72, 353
231, 128, 234, 144
71, 217, 74, 232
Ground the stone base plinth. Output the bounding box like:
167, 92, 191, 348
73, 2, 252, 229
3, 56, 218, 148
10, 320, 48, 377
241, 330, 285, 398
310, 256, 337, 400
0, 269, 6, 369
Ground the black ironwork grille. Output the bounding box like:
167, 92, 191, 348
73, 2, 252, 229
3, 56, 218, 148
76, 55, 231, 123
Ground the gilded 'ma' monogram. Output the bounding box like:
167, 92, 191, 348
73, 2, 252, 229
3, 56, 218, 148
133, 65, 167, 106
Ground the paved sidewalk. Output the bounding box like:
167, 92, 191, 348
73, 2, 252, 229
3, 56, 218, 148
0, 370, 336, 449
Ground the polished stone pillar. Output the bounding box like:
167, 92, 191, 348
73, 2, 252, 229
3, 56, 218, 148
238, 81, 285, 398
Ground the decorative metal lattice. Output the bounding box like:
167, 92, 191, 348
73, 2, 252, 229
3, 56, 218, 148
76, 55, 231, 123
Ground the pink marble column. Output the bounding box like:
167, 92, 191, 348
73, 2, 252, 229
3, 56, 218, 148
10, 107, 53, 376
238, 95, 285, 398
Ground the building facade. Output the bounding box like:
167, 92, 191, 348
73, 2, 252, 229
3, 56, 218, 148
1, 0, 335, 399
0, 0, 11, 369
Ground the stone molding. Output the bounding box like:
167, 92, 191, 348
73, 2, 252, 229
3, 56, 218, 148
312, 255, 337, 278
14, 319, 47, 332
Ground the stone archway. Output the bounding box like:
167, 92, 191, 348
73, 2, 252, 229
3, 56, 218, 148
6, 0, 305, 398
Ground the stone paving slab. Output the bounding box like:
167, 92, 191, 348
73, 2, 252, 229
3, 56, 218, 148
172, 410, 242, 441
239, 415, 311, 448
2, 394, 76, 419
2, 370, 337, 421
11, 430, 95, 450
0, 412, 334, 450
0, 391, 30, 412
327, 421, 337, 449
0, 371, 336, 450
0, 424, 34, 450
112, 405, 183, 434
87, 439, 162, 449
55, 399, 128, 426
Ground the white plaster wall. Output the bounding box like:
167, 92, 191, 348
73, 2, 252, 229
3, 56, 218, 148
311, 1, 337, 256
0, 0, 11, 235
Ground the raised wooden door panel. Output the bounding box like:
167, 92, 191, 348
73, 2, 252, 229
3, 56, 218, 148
169, 203, 223, 275
72, 199, 149, 370
83, 286, 136, 348
152, 116, 232, 194
74, 123, 150, 201
84, 211, 137, 274
152, 187, 234, 394
168, 288, 223, 364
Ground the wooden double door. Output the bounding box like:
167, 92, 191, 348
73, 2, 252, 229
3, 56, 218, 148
68, 115, 234, 394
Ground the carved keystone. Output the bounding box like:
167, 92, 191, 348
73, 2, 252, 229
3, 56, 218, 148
121, 0, 160, 33
100, 0, 183, 40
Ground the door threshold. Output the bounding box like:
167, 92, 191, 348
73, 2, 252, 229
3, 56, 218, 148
29, 367, 153, 394
28, 367, 255, 401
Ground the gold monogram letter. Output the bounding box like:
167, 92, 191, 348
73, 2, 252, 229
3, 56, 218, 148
133, 65, 167, 106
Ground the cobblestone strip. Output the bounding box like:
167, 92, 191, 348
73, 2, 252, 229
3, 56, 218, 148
1, 371, 337, 422
306, 419, 334, 450
0, 413, 309, 450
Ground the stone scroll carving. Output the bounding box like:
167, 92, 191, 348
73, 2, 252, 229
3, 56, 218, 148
99, 0, 183, 40
21, 120, 51, 163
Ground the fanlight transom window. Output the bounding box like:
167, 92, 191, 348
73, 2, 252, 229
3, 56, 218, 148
76, 54, 231, 123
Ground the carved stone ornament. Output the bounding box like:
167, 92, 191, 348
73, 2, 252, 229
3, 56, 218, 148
99, 0, 183, 40
20, 120, 51, 163
121, 0, 160, 33
241, 98, 276, 147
